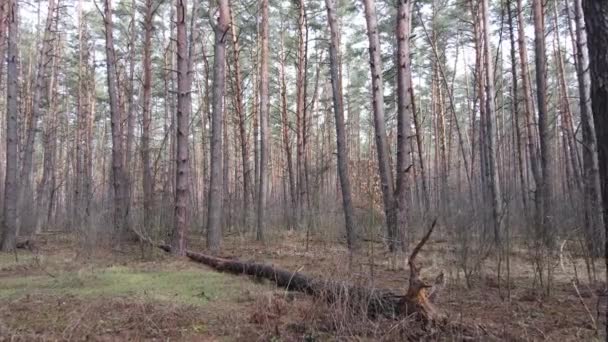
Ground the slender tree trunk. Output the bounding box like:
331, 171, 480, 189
552, 3, 581, 193
222, 97, 230, 230
21, 0, 56, 233
201, 36, 211, 216
296, 0, 308, 224
507, 0, 527, 213
1, 0, 18, 251
207, 0, 230, 250
325, 0, 356, 250
532, 0, 554, 244
85, 46, 95, 222
124, 0, 137, 211
471, 0, 486, 199
103, 0, 129, 244
251, 33, 260, 211
36, 20, 60, 232
256, 0, 269, 242
395, 0, 414, 252
430, 9, 448, 211
229, 3, 252, 229
516, 0, 541, 200
252, 43, 259, 209
410, 74, 429, 212
172, 0, 191, 255
76, 0, 88, 227
482, 0, 503, 245
278, 31, 297, 224
141, 0, 156, 231
362, 0, 397, 251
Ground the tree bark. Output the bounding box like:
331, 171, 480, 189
1, 0, 19, 251
207, 0, 230, 250
362, 0, 397, 251
76, 0, 91, 227
325, 0, 356, 250
173, 0, 191, 255
410, 74, 429, 212
574, 0, 604, 257
507, 0, 528, 214
583, 0, 608, 290
103, 0, 129, 244
229, 3, 252, 229
21, 0, 56, 233
516, 0, 541, 199
256, 0, 269, 242
482, 0, 503, 245
395, 0, 414, 252
36, 24, 60, 232
552, 3, 581, 194
124, 0, 137, 212
532, 0, 554, 243
295, 0, 308, 224
141, 0, 157, 232
278, 31, 297, 225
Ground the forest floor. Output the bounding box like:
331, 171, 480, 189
0, 230, 605, 341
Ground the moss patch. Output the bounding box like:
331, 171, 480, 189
0, 262, 255, 305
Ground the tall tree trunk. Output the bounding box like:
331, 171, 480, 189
532, 0, 554, 244
103, 0, 129, 244
552, 3, 581, 194
36, 18, 60, 232
430, 5, 448, 211
200, 35, 211, 217
21, 0, 56, 233
1, 0, 18, 251
482, 0, 503, 245
85, 42, 95, 223
362, 0, 397, 251
395, 0, 414, 252
173, 0, 191, 255
325, 0, 356, 250
410, 74, 429, 212
222, 97, 231, 231
207, 0, 230, 250
252, 46, 259, 209
141, 0, 156, 232
471, 0, 486, 199
229, 3, 252, 229
278, 31, 297, 225
516, 0, 541, 201
574, 0, 603, 257
76, 0, 89, 227
507, 0, 527, 213
582, 0, 608, 285
124, 0, 137, 210
295, 0, 308, 224
256, 0, 269, 242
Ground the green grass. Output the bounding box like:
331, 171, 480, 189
0, 264, 255, 305
0, 251, 36, 267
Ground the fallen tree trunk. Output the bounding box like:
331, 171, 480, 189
161, 243, 407, 317
159, 220, 443, 322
